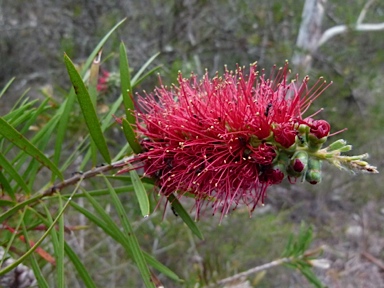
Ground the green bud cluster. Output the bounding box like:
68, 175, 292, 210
269, 123, 329, 184
267, 123, 378, 185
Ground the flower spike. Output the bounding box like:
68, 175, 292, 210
122, 62, 378, 219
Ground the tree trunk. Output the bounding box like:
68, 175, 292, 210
292, 0, 326, 73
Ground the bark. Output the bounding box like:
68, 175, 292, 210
292, 0, 326, 72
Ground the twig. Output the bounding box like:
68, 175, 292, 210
42, 155, 135, 197
318, 23, 384, 47
361, 251, 384, 271
205, 257, 293, 287
357, 0, 376, 25
318, 0, 384, 48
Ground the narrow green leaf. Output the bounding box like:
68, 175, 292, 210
113, 142, 132, 162
0, 77, 15, 98
144, 254, 182, 282
80, 19, 126, 76
282, 234, 294, 257
60, 185, 135, 199
79, 146, 93, 172
19, 98, 50, 135
295, 222, 312, 256
167, 193, 204, 240
53, 89, 76, 168
70, 91, 124, 170
131, 52, 160, 85
54, 19, 126, 169
58, 184, 153, 201
5, 109, 35, 131
0, 195, 41, 223
0, 199, 15, 207
0, 171, 15, 200
300, 267, 325, 288
3, 99, 38, 124
132, 66, 162, 88
64, 243, 97, 288
101, 93, 123, 131
103, 176, 154, 287
57, 196, 65, 288
119, 42, 135, 124
89, 133, 98, 167
0, 152, 31, 196
21, 219, 49, 288
128, 168, 150, 217
8, 109, 56, 163
9, 89, 31, 114
0, 181, 79, 276
35, 205, 97, 288
59, 134, 89, 172
70, 200, 182, 282
17, 114, 60, 191
122, 118, 142, 154
64, 54, 111, 164
0, 117, 63, 179
9, 112, 60, 192
1, 208, 24, 269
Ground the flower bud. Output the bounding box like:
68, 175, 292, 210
273, 123, 297, 148
287, 151, 308, 178
307, 133, 327, 152
305, 158, 322, 184
309, 120, 330, 139
298, 123, 310, 134
338, 145, 353, 152
327, 139, 347, 152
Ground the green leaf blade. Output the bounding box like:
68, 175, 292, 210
103, 176, 154, 288
122, 118, 142, 154
69, 200, 182, 282
0, 152, 31, 197
119, 42, 135, 124
167, 193, 204, 240
129, 168, 150, 217
64, 54, 111, 164
64, 243, 97, 288
0, 117, 63, 180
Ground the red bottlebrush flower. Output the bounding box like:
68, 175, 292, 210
248, 143, 276, 165
259, 166, 285, 186
273, 122, 297, 148
130, 62, 332, 218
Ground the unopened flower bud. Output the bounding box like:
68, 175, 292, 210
327, 139, 347, 151
305, 158, 322, 184
309, 120, 330, 139
287, 151, 308, 178
307, 134, 327, 152
273, 123, 297, 148
338, 145, 353, 153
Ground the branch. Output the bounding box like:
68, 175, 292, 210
292, 0, 326, 71
357, 0, 376, 25
293, 0, 383, 71
205, 245, 328, 287
361, 251, 384, 271
318, 22, 384, 47
41, 155, 135, 197
205, 257, 292, 287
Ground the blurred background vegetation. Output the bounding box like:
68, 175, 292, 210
1, 0, 384, 287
